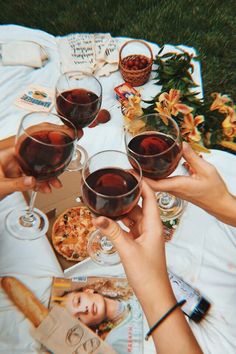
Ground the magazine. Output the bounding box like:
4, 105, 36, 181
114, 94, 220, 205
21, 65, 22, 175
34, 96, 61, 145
49, 276, 144, 354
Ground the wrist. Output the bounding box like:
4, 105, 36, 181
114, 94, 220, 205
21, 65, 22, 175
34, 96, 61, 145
211, 192, 236, 226
135, 276, 177, 327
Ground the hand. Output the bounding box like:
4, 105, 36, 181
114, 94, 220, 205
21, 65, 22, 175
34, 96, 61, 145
77, 128, 84, 140
0, 147, 62, 201
93, 180, 171, 306
93, 181, 202, 353
144, 142, 235, 225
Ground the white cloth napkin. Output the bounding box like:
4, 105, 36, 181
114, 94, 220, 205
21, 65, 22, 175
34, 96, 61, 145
1, 40, 48, 68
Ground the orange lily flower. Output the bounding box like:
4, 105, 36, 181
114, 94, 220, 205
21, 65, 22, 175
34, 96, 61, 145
154, 102, 172, 124
181, 113, 204, 142
210, 92, 232, 112
122, 94, 143, 121
209, 93, 236, 137
158, 89, 193, 116
222, 107, 236, 138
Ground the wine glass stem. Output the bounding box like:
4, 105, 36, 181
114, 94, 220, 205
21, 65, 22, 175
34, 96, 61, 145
20, 190, 37, 226
71, 139, 80, 161
158, 192, 175, 209
100, 236, 114, 251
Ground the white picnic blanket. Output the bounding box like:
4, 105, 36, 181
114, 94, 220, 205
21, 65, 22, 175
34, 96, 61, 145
0, 24, 235, 354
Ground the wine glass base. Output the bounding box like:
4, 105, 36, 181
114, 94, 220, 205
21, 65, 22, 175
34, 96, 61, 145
156, 193, 186, 221
6, 207, 49, 241
87, 229, 120, 266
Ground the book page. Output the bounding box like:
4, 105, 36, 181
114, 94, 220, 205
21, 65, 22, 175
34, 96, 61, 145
58, 33, 95, 74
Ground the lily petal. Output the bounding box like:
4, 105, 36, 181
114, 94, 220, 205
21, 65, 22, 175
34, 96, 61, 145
169, 89, 181, 104
174, 103, 193, 115
187, 129, 202, 142
194, 115, 204, 126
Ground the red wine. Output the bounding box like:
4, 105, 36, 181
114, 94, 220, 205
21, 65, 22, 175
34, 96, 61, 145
56, 88, 101, 129
16, 130, 74, 181
128, 132, 182, 179
82, 168, 140, 218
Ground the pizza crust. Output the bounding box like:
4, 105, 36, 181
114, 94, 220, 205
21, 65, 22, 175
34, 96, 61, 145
51, 206, 96, 261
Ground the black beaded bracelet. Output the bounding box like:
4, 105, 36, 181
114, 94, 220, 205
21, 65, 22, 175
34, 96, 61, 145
145, 299, 187, 341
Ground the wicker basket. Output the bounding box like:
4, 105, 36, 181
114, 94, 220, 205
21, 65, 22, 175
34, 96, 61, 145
119, 39, 153, 87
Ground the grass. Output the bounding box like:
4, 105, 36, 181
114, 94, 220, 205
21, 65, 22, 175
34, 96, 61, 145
0, 0, 235, 100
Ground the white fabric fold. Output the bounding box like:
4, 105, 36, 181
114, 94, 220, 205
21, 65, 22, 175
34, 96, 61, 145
1, 41, 48, 68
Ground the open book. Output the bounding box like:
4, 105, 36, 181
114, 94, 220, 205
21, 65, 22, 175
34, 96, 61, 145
57, 33, 119, 76
49, 276, 144, 354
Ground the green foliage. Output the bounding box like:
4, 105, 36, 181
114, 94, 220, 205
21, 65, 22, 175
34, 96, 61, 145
153, 49, 202, 107
143, 49, 236, 154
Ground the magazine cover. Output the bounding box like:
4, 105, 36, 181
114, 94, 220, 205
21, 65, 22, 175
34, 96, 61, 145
49, 276, 144, 354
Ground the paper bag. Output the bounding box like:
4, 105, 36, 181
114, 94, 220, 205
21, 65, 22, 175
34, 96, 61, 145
32, 305, 117, 354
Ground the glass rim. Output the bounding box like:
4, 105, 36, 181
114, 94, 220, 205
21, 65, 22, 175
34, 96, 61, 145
55, 71, 103, 106
82, 149, 142, 199
20, 111, 77, 147
124, 113, 182, 157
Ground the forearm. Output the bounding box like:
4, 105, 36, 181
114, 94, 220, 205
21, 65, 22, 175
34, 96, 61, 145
137, 275, 203, 354
207, 192, 236, 227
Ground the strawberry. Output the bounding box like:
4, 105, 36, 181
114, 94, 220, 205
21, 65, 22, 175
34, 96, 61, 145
96, 109, 111, 124
88, 119, 99, 128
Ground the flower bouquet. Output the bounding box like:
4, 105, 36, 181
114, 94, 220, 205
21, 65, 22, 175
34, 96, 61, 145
122, 47, 236, 154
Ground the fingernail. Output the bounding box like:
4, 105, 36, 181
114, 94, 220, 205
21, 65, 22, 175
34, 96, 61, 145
44, 186, 52, 193
97, 217, 109, 228
23, 176, 33, 186
55, 180, 62, 188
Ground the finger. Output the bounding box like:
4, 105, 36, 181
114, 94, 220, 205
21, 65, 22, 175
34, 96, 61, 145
182, 142, 210, 173
182, 161, 194, 175
124, 204, 142, 223
141, 180, 162, 231
1, 176, 35, 195
120, 216, 136, 229
49, 178, 62, 189
144, 174, 190, 194
0, 165, 5, 178
93, 216, 131, 252
77, 129, 84, 140
37, 182, 52, 193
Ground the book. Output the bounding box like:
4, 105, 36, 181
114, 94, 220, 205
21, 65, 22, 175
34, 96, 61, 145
57, 33, 119, 76
49, 276, 144, 354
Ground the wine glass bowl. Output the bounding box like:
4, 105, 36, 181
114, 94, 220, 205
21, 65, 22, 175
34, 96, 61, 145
16, 122, 76, 181
81, 150, 142, 265
82, 150, 142, 219
55, 72, 102, 171
125, 113, 182, 179
6, 112, 77, 240
55, 72, 102, 129
125, 113, 185, 221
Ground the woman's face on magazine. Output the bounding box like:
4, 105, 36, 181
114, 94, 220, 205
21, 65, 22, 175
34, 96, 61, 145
64, 289, 106, 326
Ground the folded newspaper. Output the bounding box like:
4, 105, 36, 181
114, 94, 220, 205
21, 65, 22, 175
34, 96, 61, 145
57, 33, 119, 76
49, 276, 144, 354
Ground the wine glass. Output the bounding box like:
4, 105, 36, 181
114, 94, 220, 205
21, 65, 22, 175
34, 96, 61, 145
124, 113, 185, 221
6, 112, 77, 241
81, 150, 142, 265
55, 71, 102, 171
